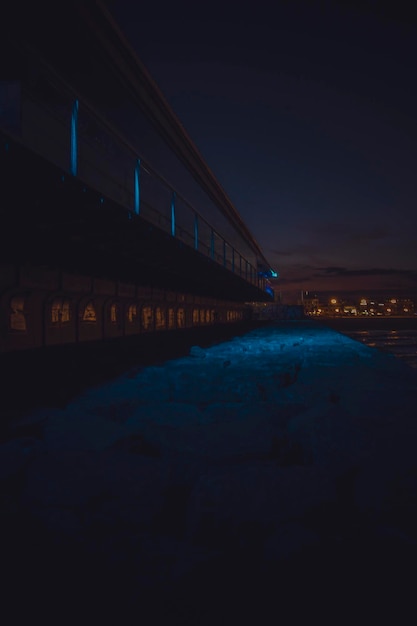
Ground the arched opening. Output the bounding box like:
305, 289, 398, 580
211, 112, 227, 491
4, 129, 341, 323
45, 295, 75, 346
127, 303, 137, 323
50, 297, 71, 324
110, 302, 119, 324
141, 305, 154, 331
177, 307, 185, 328
155, 306, 166, 330
168, 307, 175, 329
82, 301, 97, 322
9, 296, 27, 332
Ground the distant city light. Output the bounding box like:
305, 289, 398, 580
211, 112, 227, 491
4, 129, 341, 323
330, 298, 337, 304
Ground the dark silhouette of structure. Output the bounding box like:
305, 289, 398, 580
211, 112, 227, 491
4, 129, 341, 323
0, 2, 276, 352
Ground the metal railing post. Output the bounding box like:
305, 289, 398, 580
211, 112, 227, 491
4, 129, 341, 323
171, 191, 176, 236
70, 99, 78, 176
134, 158, 140, 214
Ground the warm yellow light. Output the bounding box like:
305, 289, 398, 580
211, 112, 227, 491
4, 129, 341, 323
330, 298, 337, 304
390, 299, 397, 304
360, 299, 367, 306
404, 308, 409, 312
335, 308, 339, 313
387, 308, 391, 313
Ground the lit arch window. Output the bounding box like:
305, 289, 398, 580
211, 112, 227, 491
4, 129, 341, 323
155, 306, 166, 329
193, 309, 199, 324
127, 304, 137, 323
142, 305, 154, 330
168, 307, 175, 329
51, 298, 71, 324
177, 308, 185, 328
82, 301, 97, 322
199, 309, 205, 324
205, 309, 211, 323
110, 303, 119, 324
10, 296, 27, 331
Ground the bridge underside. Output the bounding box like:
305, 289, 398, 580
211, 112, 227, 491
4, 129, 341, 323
1, 133, 270, 303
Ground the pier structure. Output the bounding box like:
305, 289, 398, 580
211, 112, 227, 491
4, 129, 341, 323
0, 2, 276, 352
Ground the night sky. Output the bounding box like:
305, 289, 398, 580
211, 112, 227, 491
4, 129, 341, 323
107, 0, 417, 298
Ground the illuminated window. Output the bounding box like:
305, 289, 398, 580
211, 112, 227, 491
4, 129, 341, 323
127, 304, 137, 323
10, 296, 26, 331
155, 306, 166, 329
82, 301, 97, 322
110, 303, 118, 323
199, 309, 205, 323
177, 308, 185, 328
205, 309, 211, 323
51, 298, 71, 324
193, 309, 199, 324
51, 301, 60, 323
168, 307, 175, 329
61, 300, 70, 322
142, 306, 154, 330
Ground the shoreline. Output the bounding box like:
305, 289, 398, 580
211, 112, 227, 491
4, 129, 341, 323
312, 316, 417, 331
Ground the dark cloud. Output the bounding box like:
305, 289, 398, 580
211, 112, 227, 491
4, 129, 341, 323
315, 267, 417, 279
274, 275, 315, 285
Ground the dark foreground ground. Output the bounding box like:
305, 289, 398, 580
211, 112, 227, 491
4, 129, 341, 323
1, 320, 417, 624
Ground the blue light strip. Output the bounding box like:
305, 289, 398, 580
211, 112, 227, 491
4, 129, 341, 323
70, 99, 78, 176
171, 191, 176, 236
134, 159, 140, 214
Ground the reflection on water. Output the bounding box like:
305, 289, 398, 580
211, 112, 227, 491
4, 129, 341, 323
321, 317, 417, 368
345, 327, 417, 368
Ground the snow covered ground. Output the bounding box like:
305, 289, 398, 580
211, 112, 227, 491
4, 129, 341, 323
2, 321, 417, 623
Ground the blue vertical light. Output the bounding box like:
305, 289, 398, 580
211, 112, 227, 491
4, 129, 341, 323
70, 99, 78, 176
134, 159, 140, 214
171, 191, 176, 236
194, 214, 199, 250
210, 229, 215, 259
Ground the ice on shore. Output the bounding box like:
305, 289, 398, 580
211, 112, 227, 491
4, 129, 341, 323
2, 321, 417, 620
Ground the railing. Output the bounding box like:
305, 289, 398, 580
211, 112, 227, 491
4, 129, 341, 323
1, 70, 268, 294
